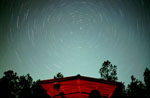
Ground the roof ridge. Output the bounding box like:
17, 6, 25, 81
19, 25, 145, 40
40, 75, 121, 85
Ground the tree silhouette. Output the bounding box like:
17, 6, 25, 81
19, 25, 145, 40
0, 70, 19, 98
0, 70, 50, 98
127, 75, 146, 98
0, 66, 149, 98
144, 68, 150, 98
32, 80, 51, 98
18, 74, 33, 98
99, 60, 118, 81
111, 82, 127, 98
54, 72, 64, 79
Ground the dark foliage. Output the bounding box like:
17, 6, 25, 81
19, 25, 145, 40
54, 72, 64, 79
144, 68, 150, 98
99, 60, 118, 81
0, 70, 50, 98
99, 60, 150, 98
32, 80, 51, 98
125, 68, 150, 98
111, 82, 127, 98
0, 70, 19, 98
0, 62, 150, 98
127, 75, 146, 98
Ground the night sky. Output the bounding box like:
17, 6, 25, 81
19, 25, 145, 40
0, 0, 150, 85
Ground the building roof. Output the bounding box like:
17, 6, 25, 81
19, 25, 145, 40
40, 75, 120, 98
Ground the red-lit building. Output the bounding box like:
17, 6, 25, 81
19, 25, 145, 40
40, 75, 120, 98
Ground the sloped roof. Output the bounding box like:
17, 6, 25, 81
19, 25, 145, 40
40, 75, 120, 98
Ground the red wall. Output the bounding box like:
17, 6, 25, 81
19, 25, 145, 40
41, 79, 117, 98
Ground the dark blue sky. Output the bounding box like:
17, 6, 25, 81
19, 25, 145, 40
0, 0, 150, 85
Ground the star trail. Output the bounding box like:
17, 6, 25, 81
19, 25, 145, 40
0, 0, 150, 85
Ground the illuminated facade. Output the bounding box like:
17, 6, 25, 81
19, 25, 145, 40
40, 75, 120, 98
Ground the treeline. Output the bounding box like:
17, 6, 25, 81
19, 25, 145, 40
0, 70, 50, 98
0, 60, 150, 98
100, 60, 150, 98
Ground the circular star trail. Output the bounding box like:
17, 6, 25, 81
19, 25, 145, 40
0, 0, 150, 85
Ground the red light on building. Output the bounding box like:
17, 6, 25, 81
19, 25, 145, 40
40, 75, 120, 98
